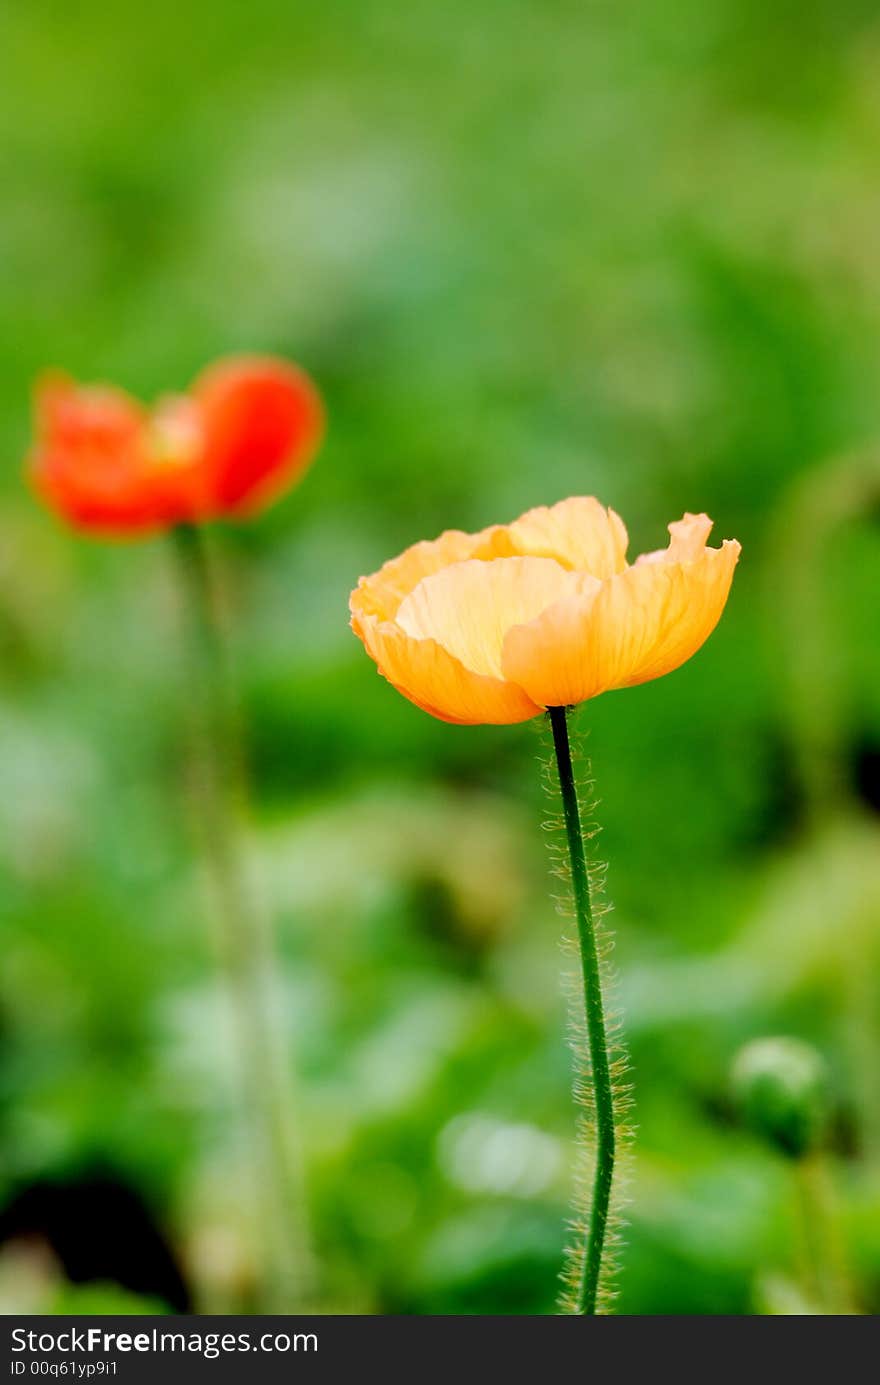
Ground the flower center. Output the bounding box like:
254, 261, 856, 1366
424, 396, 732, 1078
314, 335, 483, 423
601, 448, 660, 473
149, 397, 203, 471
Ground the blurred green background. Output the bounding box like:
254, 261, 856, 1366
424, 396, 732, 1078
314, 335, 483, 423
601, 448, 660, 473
1, 0, 880, 1315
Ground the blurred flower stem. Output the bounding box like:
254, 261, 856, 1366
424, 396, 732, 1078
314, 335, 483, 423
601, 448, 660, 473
548, 705, 616, 1315
794, 1154, 853, 1314
172, 522, 313, 1312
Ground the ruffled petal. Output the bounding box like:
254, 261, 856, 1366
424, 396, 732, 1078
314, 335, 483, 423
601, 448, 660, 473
355, 611, 542, 725
350, 525, 517, 627
505, 496, 629, 577
396, 556, 579, 678
500, 582, 604, 708
618, 538, 741, 687
635, 511, 714, 566
502, 528, 740, 706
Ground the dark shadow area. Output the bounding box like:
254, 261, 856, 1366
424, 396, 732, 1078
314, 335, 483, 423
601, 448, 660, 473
0, 1167, 190, 1312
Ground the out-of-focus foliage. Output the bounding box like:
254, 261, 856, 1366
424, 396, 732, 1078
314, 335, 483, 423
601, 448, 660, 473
733, 1036, 830, 1159
1, 0, 879, 1315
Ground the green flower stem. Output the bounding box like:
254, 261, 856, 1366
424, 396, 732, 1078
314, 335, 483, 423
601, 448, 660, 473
548, 704, 616, 1315
172, 523, 312, 1312
795, 1154, 852, 1314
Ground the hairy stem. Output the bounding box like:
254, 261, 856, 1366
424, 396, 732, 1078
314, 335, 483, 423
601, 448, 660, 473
548, 705, 616, 1315
172, 523, 312, 1311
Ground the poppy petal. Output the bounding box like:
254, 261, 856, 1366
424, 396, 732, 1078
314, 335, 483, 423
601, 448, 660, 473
396, 556, 581, 678
28, 375, 169, 535
506, 496, 629, 577
350, 525, 516, 626
356, 611, 542, 725
502, 530, 740, 706
635, 511, 714, 566
193, 355, 323, 517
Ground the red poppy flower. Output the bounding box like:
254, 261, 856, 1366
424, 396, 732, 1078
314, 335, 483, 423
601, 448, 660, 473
28, 356, 324, 537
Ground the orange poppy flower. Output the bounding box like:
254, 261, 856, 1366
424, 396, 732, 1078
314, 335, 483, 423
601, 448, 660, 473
350, 498, 740, 724
28, 355, 323, 536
